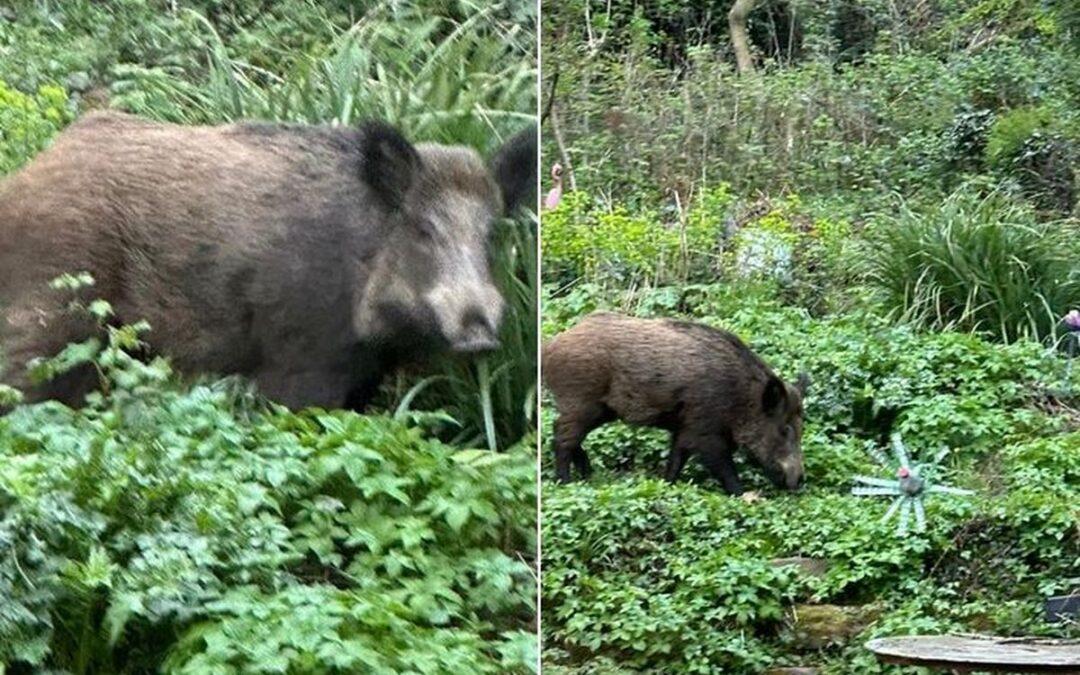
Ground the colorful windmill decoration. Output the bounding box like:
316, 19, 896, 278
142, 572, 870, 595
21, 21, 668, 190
851, 434, 973, 536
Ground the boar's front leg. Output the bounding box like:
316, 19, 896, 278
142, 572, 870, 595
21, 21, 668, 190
694, 432, 743, 495
1, 295, 99, 407
253, 367, 353, 411
343, 370, 385, 412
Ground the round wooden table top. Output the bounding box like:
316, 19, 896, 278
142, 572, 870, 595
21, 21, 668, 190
866, 635, 1080, 673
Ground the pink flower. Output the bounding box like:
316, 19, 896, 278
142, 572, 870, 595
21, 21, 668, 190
1065, 310, 1080, 332
897, 467, 911, 479
544, 163, 563, 210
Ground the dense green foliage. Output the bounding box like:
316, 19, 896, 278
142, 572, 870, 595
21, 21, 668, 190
542, 0, 1080, 672
866, 188, 1080, 344
543, 0, 1079, 210
0, 80, 71, 173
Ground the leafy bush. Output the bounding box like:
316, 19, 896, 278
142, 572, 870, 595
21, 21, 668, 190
0, 80, 72, 173
0, 305, 537, 672
543, 480, 801, 673
944, 106, 996, 171
541, 283, 1080, 673
543, 190, 862, 314
984, 107, 1078, 212
541, 192, 682, 286
986, 107, 1054, 165
865, 188, 1080, 344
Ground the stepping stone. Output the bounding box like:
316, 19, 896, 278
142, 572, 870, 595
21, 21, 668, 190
867, 634, 1080, 673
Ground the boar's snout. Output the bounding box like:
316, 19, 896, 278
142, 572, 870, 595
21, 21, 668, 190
451, 307, 501, 353
784, 461, 806, 491
780, 445, 806, 491
764, 455, 804, 491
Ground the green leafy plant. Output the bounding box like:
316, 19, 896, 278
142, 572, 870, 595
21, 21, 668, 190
1, 296, 537, 672
109, 2, 535, 146
866, 188, 1080, 344
0, 79, 71, 173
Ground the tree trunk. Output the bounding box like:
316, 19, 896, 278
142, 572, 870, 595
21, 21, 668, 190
728, 0, 757, 74
549, 100, 576, 191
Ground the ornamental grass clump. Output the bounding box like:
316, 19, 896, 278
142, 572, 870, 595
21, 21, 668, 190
867, 188, 1080, 344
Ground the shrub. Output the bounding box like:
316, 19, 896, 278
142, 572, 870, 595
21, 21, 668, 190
541, 192, 682, 286
944, 106, 996, 170
865, 188, 1080, 344
986, 107, 1053, 165
986, 107, 1077, 212
0, 80, 71, 173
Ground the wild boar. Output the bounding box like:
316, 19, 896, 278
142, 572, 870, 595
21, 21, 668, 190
542, 312, 809, 494
0, 111, 535, 410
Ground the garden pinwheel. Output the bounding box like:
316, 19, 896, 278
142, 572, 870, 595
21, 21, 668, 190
852, 434, 973, 535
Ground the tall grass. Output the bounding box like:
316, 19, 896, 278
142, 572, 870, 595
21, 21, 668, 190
108, 1, 537, 449
867, 188, 1080, 344
111, 2, 535, 145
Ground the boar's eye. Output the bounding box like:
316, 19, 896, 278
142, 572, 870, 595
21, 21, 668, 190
417, 218, 438, 241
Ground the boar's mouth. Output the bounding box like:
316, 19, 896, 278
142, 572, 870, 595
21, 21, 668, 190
449, 316, 500, 353
762, 463, 804, 491
366, 301, 444, 352
763, 466, 788, 488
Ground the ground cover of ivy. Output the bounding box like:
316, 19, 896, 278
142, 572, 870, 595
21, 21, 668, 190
0, 330, 537, 673
540, 283, 1079, 674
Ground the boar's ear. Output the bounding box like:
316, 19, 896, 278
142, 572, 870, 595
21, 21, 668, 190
490, 126, 537, 214
796, 372, 811, 396
360, 122, 420, 210
762, 376, 788, 415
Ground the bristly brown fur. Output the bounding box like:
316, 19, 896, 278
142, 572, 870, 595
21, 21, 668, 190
542, 311, 807, 494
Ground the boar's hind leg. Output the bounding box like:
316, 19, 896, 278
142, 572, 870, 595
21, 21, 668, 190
552, 403, 612, 483
1, 303, 97, 407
